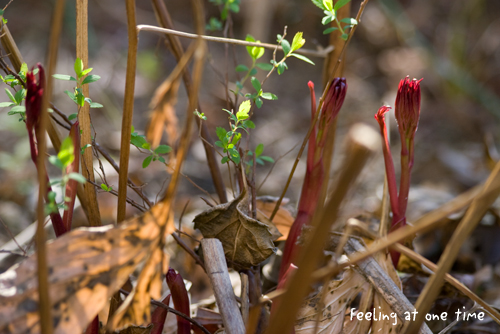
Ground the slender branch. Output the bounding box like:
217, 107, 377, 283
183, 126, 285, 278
137, 25, 332, 58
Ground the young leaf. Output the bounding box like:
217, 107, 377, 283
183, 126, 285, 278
81, 68, 93, 76
249, 68, 258, 76
68, 173, 86, 184
64, 90, 77, 103
322, 15, 334, 25
13, 89, 24, 105
100, 184, 111, 191
323, 27, 339, 34
89, 102, 103, 108
215, 141, 224, 148
154, 145, 172, 154
340, 17, 358, 25
216, 127, 227, 141
5, 88, 15, 104
261, 92, 278, 100
323, 0, 333, 11
231, 132, 242, 146
74, 58, 83, 78
20, 63, 28, 75
49, 156, 64, 170
334, 0, 351, 11
281, 39, 291, 55
256, 63, 273, 71
251, 77, 261, 92
255, 143, 264, 157
341, 33, 349, 40
260, 156, 275, 163
235, 64, 248, 72
7, 106, 26, 115
53, 74, 77, 81
243, 120, 255, 129
311, 0, 328, 10
255, 97, 263, 108
221, 156, 229, 164
68, 113, 78, 121
277, 63, 285, 75
290, 53, 315, 65
142, 155, 153, 168
58, 137, 75, 168
291, 32, 305, 53
0, 102, 15, 107
82, 75, 101, 84
236, 100, 251, 120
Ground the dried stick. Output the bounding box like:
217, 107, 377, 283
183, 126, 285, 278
35, 0, 67, 333
201, 238, 245, 334
117, 0, 138, 223
266, 123, 380, 334
137, 25, 331, 58
77, 0, 101, 226
406, 160, 500, 334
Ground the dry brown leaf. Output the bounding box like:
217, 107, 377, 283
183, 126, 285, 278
193, 190, 278, 270
0, 203, 173, 334
117, 324, 153, 334
146, 73, 181, 149
256, 196, 294, 241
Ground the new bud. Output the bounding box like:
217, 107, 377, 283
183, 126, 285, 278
395, 76, 423, 140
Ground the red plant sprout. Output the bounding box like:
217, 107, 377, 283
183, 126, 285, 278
166, 268, 190, 334
151, 294, 171, 334
375, 76, 423, 266
278, 78, 347, 282
25, 64, 66, 236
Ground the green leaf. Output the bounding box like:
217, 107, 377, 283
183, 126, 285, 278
8, 106, 25, 114
341, 33, 349, 40
231, 132, 242, 146
49, 156, 64, 170
235, 64, 248, 72
260, 155, 275, 163
261, 92, 278, 100
58, 137, 75, 168
255, 97, 263, 108
5, 88, 15, 104
101, 183, 110, 191
142, 155, 153, 168
243, 120, 255, 129
229, 2, 239, 12
256, 63, 273, 71
291, 32, 305, 52
340, 17, 358, 25
68, 173, 86, 184
81, 68, 93, 76
236, 100, 251, 120
323, 0, 333, 11
221, 156, 229, 164
64, 90, 77, 103
251, 77, 261, 92
158, 156, 166, 163
52, 74, 77, 81
141, 142, 151, 150
82, 75, 101, 84
0, 102, 15, 107
14, 89, 25, 105
255, 143, 264, 157
215, 141, 224, 148
89, 102, 103, 108
154, 145, 172, 154
311, 0, 328, 10
68, 113, 78, 121
131, 134, 148, 149
249, 68, 258, 76
277, 63, 285, 75
289, 53, 315, 65
216, 127, 227, 141
281, 39, 291, 55
334, 0, 351, 11
322, 15, 334, 25
76, 92, 85, 107
323, 27, 339, 34
74, 58, 83, 78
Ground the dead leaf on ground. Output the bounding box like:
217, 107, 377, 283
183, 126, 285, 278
256, 196, 294, 241
0, 203, 173, 334
193, 190, 278, 270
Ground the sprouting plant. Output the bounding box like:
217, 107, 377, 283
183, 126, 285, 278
312, 0, 358, 39
53, 58, 103, 120
246, 143, 275, 166
130, 126, 172, 168
0, 63, 40, 120
206, 0, 240, 31
100, 183, 113, 192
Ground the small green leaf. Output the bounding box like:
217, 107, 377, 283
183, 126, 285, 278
311, 0, 328, 10
322, 15, 334, 25
14, 89, 25, 105
235, 64, 248, 72
341, 33, 349, 40
221, 156, 229, 164
58, 137, 75, 168
216, 127, 227, 141
101, 184, 110, 191
142, 155, 153, 168
49, 156, 64, 170
74, 58, 83, 78
243, 120, 255, 129
229, 2, 239, 12
89, 102, 103, 108
291, 32, 306, 53
323, 0, 333, 11
260, 156, 275, 163
236, 100, 251, 120
76, 92, 85, 107
5, 88, 15, 104
255, 97, 263, 108
251, 77, 261, 92
52, 74, 77, 81
289, 53, 315, 65
80, 144, 91, 155
82, 75, 101, 84
249, 68, 258, 76
277, 63, 285, 75
64, 90, 77, 103
334, 0, 351, 11
68, 173, 86, 184
340, 17, 358, 25
215, 141, 224, 148
141, 142, 151, 150
261, 92, 278, 100
20, 63, 28, 75
0, 102, 15, 107
68, 113, 78, 121
323, 27, 339, 34
281, 39, 291, 55
81, 68, 93, 76
8, 106, 26, 114
154, 145, 172, 154
256, 63, 273, 71
255, 143, 264, 157
158, 156, 166, 163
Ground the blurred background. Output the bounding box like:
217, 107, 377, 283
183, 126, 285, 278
1, 0, 500, 322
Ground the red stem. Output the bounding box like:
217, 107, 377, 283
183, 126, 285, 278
166, 268, 190, 334
151, 294, 171, 334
